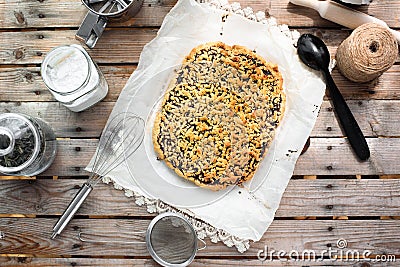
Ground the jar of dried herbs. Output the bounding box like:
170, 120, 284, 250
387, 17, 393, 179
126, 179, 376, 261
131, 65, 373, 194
0, 113, 57, 176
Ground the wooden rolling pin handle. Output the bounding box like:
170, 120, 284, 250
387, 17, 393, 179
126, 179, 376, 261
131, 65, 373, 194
290, 0, 318, 10
290, 0, 400, 44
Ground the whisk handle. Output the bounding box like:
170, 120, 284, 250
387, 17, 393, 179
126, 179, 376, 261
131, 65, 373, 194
51, 183, 93, 239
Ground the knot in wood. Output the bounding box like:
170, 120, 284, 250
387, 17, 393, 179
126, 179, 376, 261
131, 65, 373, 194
14, 48, 24, 60
17, 257, 27, 263
24, 72, 33, 81
14, 11, 25, 24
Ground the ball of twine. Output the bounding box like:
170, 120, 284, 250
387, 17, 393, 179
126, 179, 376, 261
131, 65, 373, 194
336, 23, 398, 83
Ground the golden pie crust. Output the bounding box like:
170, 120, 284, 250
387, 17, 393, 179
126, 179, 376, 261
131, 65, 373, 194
153, 42, 285, 191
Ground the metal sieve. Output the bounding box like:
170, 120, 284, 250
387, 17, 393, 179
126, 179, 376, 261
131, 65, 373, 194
78, 212, 206, 266
76, 0, 144, 48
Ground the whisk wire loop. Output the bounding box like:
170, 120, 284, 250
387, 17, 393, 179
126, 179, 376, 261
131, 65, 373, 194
88, 113, 144, 185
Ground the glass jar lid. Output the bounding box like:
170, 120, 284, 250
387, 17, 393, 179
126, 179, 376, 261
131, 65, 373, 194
41, 45, 91, 95
0, 113, 41, 173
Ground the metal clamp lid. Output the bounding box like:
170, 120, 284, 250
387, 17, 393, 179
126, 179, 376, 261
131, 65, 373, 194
76, 12, 108, 49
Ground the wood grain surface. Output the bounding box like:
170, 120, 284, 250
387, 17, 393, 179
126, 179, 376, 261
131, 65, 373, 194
3, 28, 400, 65
19, 137, 400, 176
0, 179, 399, 217
0, 257, 397, 266
1, 100, 400, 138
1, 0, 399, 28
0, 218, 399, 256
1, 0, 399, 266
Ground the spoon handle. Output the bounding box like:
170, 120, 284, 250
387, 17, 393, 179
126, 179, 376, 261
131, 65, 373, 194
323, 70, 370, 160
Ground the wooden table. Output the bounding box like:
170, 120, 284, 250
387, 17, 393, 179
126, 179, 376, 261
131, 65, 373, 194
0, 0, 399, 266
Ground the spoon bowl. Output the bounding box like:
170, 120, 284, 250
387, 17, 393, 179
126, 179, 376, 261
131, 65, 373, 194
297, 34, 331, 71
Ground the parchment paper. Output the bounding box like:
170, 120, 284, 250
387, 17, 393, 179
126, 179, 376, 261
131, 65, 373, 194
89, 0, 325, 244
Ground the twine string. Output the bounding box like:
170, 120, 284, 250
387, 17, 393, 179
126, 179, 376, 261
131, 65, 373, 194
336, 23, 398, 83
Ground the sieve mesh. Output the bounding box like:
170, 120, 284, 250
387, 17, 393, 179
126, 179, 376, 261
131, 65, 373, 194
148, 215, 197, 265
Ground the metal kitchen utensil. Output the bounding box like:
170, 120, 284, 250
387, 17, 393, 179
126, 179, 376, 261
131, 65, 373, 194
51, 113, 145, 239
76, 0, 144, 48
78, 212, 206, 267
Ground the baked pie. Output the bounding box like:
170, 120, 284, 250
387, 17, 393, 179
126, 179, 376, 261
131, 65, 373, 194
153, 42, 285, 190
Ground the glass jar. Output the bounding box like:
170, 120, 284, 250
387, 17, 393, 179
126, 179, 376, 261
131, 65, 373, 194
41, 44, 108, 112
0, 113, 57, 176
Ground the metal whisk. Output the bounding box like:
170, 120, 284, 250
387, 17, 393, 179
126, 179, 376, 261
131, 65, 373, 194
51, 113, 145, 239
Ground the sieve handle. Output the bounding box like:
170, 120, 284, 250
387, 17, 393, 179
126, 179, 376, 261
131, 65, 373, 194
76, 11, 108, 49
197, 238, 207, 251
78, 230, 146, 244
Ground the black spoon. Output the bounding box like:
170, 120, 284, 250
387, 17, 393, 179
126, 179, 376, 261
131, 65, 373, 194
297, 34, 370, 161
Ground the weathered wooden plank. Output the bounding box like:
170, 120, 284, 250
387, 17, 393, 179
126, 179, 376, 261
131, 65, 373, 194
33, 137, 400, 176
0, 218, 399, 256
294, 137, 400, 176
0, 29, 157, 65
43, 139, 98, 176
2, 66, 400, 102
313, 99, 400, 138
0, 99, 399, 138
1, 27, 399, 68
0, 179, 398, 217
0, 137, 392, 177
0, 65, 132, 102
281, 179, 400, 217
330, 66, 400, 101
0, 28, 369, 65
1, 0, 399, 28
0, 0, 175, 29
0, 102, 114, 138
0, 257, 395, 267
0, 28, 352, 65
